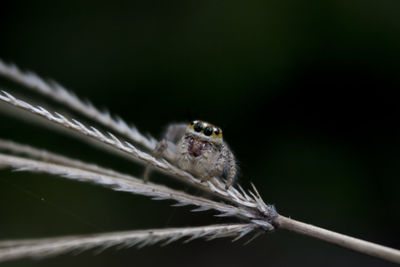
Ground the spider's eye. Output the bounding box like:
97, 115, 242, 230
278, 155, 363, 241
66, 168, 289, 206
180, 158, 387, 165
214, 128, 220, 135
190, 120, 195, 125
204, 126, 213, 136
194, 122, 203, 132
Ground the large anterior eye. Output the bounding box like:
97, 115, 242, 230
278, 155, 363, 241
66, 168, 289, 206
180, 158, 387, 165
204, 126, 213, 136
194, 122, 203, 132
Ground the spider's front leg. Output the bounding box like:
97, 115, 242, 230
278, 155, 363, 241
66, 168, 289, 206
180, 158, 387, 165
223, 150, 238, 189
199, 173, 214, 184
143, 123, 187, 183
200, 143, 238, 189
143, 139, 168, 183
198, 150, 226, 185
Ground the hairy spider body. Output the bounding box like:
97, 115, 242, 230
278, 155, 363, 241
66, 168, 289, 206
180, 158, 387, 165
145, 120, 238, 189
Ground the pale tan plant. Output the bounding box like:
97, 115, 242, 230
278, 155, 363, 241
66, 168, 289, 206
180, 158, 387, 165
0, 59, 399, 264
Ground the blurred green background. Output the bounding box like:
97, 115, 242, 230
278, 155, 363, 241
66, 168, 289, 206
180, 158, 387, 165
0, 0, 399, 266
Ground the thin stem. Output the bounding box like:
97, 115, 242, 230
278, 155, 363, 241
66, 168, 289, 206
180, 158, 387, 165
0, 153, 257, 221
0, 91, 277, 218
274, 215, 400, 264
0, 59, 157, 150
0, 139, 133, 179
0, 223, 255, 262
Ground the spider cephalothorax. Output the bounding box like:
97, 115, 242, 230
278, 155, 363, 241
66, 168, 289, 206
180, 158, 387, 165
184, 120, 223, 158
145, 120, 238, 189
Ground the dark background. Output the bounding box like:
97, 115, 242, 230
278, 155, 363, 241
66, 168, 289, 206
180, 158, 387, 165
0, 1, 399, 266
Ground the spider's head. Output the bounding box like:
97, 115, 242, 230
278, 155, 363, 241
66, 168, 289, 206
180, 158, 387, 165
186, 120, 223, 144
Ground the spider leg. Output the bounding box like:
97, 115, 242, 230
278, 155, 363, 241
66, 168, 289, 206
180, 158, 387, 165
200, 174, 213, 183
143, 139, 168, 183
224, 150, 238, 189
143, 123, 187, 183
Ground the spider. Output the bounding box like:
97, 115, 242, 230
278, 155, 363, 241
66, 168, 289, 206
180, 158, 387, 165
144, 120, 238, 189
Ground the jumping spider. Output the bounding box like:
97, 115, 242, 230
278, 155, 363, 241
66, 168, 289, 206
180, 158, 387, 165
144, 120, 238, 189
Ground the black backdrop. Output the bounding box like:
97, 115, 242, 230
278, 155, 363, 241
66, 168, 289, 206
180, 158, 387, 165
0, 1, 399, 266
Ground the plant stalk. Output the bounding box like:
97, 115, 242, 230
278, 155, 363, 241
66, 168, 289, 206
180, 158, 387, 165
274, 215, 400, 264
